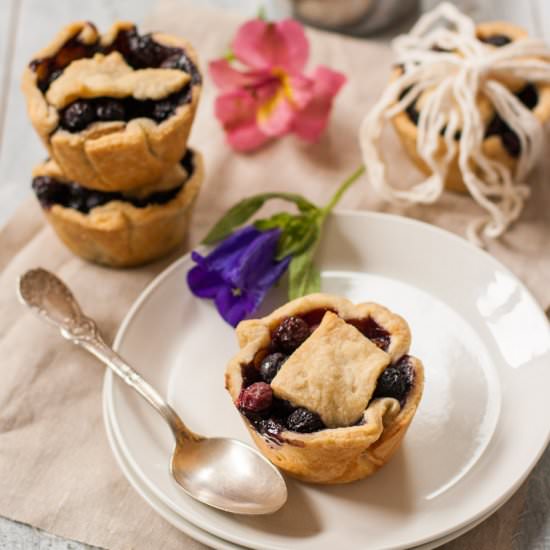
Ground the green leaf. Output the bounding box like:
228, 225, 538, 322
288, 245, 321, 300
276, 217, 319, 260
254, 212, 294, 232
202, 193, 319, 245
202, 196, 267, 245
267, 192, 318, 213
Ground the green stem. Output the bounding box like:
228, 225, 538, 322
321, 165, 365, 218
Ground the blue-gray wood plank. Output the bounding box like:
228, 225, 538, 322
0, 0, 17, 153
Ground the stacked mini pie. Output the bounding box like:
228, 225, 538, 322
22, 21, 203, 267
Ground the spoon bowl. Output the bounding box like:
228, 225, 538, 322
171, 437, 287, 514
18, 268, 287, 515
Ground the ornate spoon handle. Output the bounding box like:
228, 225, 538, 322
18, 268, 198, 443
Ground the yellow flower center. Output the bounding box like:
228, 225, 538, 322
257, 68, 295, 124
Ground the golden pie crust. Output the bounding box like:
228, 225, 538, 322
33, 149, 204, 267
22, 21, 201, 192
225, 294, 424, 484
391, 21, 550, 193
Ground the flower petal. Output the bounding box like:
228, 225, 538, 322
291, 66, 347, 141
230, 229, 290, 299
232, 19, 309, 73
276, 19, 310, 73
311, 66, 347, 99
255, 253, 291, 290
227, 123, 271, 152
214, 90, 257, 125
188, 226, 290, 326
257, 93, 296, 136
209, 60, 270, 91
187, 264, 227, 299
286, 74, 314, 109
202, 226, 262, 273
209, 59, 250, 89
236, 229, 281, 290
214, 287, 263, 327
214, 91, 270, 152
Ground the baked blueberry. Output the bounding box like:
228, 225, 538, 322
272, 316, 310, 353
373, 356, 413, 403
480, 34, 512, 47
60, 100, 95, 132
126, 31, 166, 68
286, 408, 325, 433
238, 382, 273, 413
95, 99, 126, 121
259, 353, 287, 383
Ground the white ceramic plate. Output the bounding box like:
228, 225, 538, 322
104, 211, 550, 550
102, 381, 504, 550
102, 389, 245, 550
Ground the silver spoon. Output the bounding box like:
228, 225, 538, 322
18, 268, 287, 515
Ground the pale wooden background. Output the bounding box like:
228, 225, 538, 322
0, 0, 549, 548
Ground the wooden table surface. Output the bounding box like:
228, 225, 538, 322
0, 0, 549, 548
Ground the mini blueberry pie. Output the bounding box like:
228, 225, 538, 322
31, 149, 203, 267
391, 21, 550, 193
225, 294, 424, 484
22, 21, 202, 191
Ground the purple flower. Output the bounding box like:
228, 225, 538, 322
187, 226, 291, 326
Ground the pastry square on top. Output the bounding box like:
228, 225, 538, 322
22, 21, 202, 191
271, 311, 391, 428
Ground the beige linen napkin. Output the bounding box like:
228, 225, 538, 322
0, 2, 549, 550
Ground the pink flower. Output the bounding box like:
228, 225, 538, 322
210, 19, 347, 152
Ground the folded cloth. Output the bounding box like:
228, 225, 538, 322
0, 2, 549, 549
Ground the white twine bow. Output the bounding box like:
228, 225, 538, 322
359, 2, 550, 245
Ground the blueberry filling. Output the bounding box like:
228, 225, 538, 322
259, 353, 287, 384
372, 355, 414, 406
237, 382, 273, 413
271, 316, 311, 353
58, 88, 190, 132
103, 26, 200, 83
30, 24, 100, 93
401, 83, 538, 156
348, 316, 391, 351
398, 34, 539, 157
485, 84, 539, 157
479, 34, 512, 47
29, 25, 200, 131
286, 408, 325, 433
238, 311, 408, 438
32, 149, 194, 213
269, 310, 391, 354
239, 391, 323, 439
398, 86, 420, 125
241, 362, 263, 387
